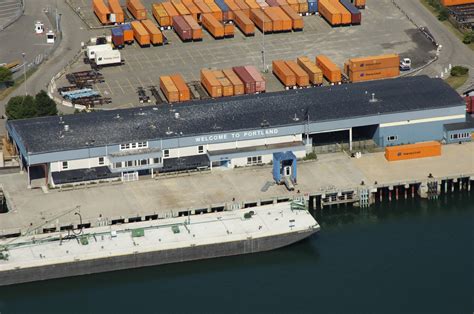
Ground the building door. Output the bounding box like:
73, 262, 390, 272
284, 165, 292, 177
122, 171, 139, 182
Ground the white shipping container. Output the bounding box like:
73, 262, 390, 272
94, 50, 122, 66
86, 44, 112, 60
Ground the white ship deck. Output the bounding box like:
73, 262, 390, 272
0, 203, 319, 271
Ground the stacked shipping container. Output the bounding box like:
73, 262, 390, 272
93, 0, 111, 25
108, 0, 124, 23
345, 54, 400, 83
316, 55, 342, 84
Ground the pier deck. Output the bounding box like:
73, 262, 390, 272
0, 142, 472, 236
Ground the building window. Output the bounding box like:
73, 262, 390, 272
126, 160, 134, 167
98, 157, 104, 165
198, 145, 204, 154
62, 161, 68, 170
152, 157, 161, 164
163, 149, 169, 158
247, 156, 262, 165
120, 142, 148, 150
140, 159, 148, 166
387, 135, 398, 142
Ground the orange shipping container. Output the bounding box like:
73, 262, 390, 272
318, 0, 341, 26
272, 60, 296, 87
108, 0, 124, 23
152, 4, 171, 28
329, 0, 351, 24
224, 0, 241, 12
93, 0, 111, 25
201, 69, 223, 97
385, 141, 441, 162
354, 0, 366, 8
127, 0, 147, 20
162, 2, 180, 22
224, 23, 234, 37
170, 74, 191, 102
223, 69, 245, 95
280, 5, 303, 30
131, 20, 151, 46
348, 54, 400, 71
182, 0, 201, 21
285, 60, 310, 87
171, 0, 191, 16
441, 0, 474, 6
245, 0, 261, 9
250, 8, 273, 32
297, 0, 308, 14
234, 0, 251, 15
213, 71, 234, 96
285, 0, 299, 13
270, 7, 292, 31
202, 13, 225, 38
160, 76, 180, 103
264, 7, 284, 32
182, 15, 203, 40
194, 0, 213, 16
141, 19, 163, 45
204, 0, 224, 20
233, 10, 255, 35
297, 56, 323, 85
349, 67, 400, 82
316, 55, 341, 83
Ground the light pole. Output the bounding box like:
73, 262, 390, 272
262, 8, 266, 73
22, 53, 27, 96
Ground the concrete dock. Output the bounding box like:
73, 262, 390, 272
0, 142, 473, 237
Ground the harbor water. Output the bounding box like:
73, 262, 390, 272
0, 192, 472, 313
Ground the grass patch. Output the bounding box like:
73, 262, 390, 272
0, 67, 38, 101
445, 74, 468, 90
419, 0, 474, 51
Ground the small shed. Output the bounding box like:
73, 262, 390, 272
272, 151, 297, 184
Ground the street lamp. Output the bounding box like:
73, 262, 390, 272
262, 8, 266, 73
21, 52, 27, 96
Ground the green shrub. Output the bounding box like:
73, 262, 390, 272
450, 66, 469, 77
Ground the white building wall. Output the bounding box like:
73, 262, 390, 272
50, 156, 110, 172
230, 150, 306, 168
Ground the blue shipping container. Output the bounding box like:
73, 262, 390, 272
215, 0, 230, 12
120, 23, 132, 31
307, 0, 318, 14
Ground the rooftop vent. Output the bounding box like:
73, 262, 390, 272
165, 127, 173, 135
369, 93, 378, 103
174, 112, 180, 119
64, 124, 70, 132
292, 113, 299, 122
59, 116, 64, 124
115, 114, 120, 119
261, 120, 270, 127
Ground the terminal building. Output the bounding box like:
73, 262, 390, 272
6, 75, 473, 187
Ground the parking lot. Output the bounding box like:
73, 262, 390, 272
60, 0, 436, 109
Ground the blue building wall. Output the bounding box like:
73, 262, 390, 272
374, 118, 465, 146
444, 128, 474, 144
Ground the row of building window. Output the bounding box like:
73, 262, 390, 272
387, 135, 398, 142
62, 157, 104, 170
449, 132, 471, 140
162, 146, 204, 158
247, 156, 262, 165
120, 142, 148, 150
114, 158, 161, 169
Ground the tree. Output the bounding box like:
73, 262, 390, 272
35, 90, 58, 116
450, 66, 469, 77
5, 95, 36, 120
463, 31, 474, 44
0, 66, 12, 83
437, 8, 449, 21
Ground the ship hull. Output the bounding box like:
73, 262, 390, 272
0, 228, 318, 286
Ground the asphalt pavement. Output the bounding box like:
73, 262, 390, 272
394, 0, 474, 91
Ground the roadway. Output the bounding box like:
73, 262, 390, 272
394, 0, 474, 91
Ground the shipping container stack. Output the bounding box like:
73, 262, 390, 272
131, 20, 151, 46
93, 0, 112, 25
345, 54, 400, 83
160, 74, 191, 103
108, 0, 125, 24
351, 0, 366, 9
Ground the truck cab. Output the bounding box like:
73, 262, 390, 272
400, 58, 411, 71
